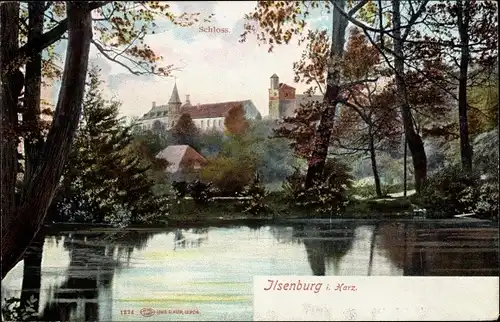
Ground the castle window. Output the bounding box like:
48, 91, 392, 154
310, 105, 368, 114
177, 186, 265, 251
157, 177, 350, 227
218, 119, 222, 127
201, 120, 204, 128
207, 119, 211, 127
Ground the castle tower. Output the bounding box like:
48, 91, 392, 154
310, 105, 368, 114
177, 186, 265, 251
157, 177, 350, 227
168, 82, 182, 127
268, 73, 280, 119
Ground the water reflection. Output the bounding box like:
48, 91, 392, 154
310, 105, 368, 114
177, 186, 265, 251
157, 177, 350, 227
295, 222, 357, 276
378, 222, 499, 276
2, 221, 498, 321
173, 228, 209, 250
34, 231, 153, 321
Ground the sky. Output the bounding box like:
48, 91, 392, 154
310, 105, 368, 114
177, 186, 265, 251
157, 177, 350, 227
47, 1, 333, 119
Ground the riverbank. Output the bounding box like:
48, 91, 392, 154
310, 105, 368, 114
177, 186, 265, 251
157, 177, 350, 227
168, 194, 417, 222
41, 193, 495, 232
43, 215, 497, 234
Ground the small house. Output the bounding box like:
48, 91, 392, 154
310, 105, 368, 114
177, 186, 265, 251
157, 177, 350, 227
156, 145, 207, 182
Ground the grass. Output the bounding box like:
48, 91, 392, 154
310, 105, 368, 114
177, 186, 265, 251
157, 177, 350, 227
168, 191, 417, 223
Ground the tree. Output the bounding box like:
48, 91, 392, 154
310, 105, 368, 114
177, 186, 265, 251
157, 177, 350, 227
51, 68, 169, 225
332, 28, 402, 197
224, 104, 249, 136
200, 156, 256, 196
171, 113, 200, 148
247, 120, 298, 183
1, 1, 209, 279
325, 0, 436, 193
242, 0, 416, 191
274, 99, 320, 160
198, 129, 225, 157
410, 0, 498, 172
1, 1, 94, 280
468, 74, 498, 134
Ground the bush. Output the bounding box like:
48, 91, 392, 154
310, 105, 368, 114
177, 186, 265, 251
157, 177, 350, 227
188, 180, 213, 204
1, 296, 38, 321
242, 172, 271, 215
420, 165, 484, 217
350, 184, 377, 199
475, 180, 499, 219
282, 167, 304, 199
283, 158, 353, 215
200, 156, 256, 196
172, 181, 189, 199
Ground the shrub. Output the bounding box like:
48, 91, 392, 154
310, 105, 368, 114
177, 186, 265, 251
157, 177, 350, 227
188, 180, 213, 204
200, 156, 256, 196
282, 167, 304, 200
420, 165, 481, 216
242, 172, 271, 215
1, 296, 38, 322
475, 180, 499, 219
350, 184, 377, 199
283, 158, 353, 215
172, 181, 189, 199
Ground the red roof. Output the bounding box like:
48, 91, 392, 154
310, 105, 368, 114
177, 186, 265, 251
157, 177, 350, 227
279, 83, 296, 91
180, 101, 245, 119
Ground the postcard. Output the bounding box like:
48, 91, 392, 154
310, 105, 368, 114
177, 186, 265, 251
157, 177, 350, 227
1, 1, 498, 321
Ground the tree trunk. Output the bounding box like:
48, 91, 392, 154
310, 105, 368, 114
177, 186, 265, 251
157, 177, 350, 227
391, 0, 427, 194
305, 0, 348, 188
23, 2, 45, 187
369, 134, 382, 197
457, 0, 473, 172
20, 232, 45, 312
367, 223, 379, 276
1, 3, 21, 261
1, 2, 93, 280
403, 134, 408, 196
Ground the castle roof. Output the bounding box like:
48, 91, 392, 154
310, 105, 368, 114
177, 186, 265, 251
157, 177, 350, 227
168, 83, 182, 105
279, 83, 296, 91
141, 100, 252, 120
181, 100, 248, 119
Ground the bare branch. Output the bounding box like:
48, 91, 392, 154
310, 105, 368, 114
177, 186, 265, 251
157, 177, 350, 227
91, 39, 146, 75
91, 39, 183, 76
401, 0, 429, 41
331, 0, 424, 34
17, 1, 109, 60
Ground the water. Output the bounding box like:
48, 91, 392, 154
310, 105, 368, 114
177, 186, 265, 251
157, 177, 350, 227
2, 219, 498, 321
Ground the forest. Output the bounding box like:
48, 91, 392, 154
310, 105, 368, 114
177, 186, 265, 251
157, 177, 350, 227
0, 0, 498, 282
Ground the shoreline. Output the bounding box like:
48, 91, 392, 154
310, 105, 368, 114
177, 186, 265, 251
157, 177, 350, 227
42, 215, 497, 233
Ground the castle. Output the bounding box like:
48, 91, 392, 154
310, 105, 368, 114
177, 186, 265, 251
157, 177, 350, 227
137, 83, 261, 131
137, 74, 324, 131
268, 73, 323, 119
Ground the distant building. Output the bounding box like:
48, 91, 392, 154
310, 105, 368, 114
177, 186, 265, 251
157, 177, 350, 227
137, 83, 261, 131
156, 145, 208, 182
268, 73, 323, 120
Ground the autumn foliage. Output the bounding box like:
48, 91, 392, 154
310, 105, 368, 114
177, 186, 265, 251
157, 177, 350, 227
224, 105, 250, 135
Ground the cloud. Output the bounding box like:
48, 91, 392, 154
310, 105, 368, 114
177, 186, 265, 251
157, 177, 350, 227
104, 2, 329, 119
211, 1, 257, 29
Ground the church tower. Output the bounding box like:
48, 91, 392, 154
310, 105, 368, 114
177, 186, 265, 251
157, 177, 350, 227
168, 82, 182, 127
268, 73, 280, 119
